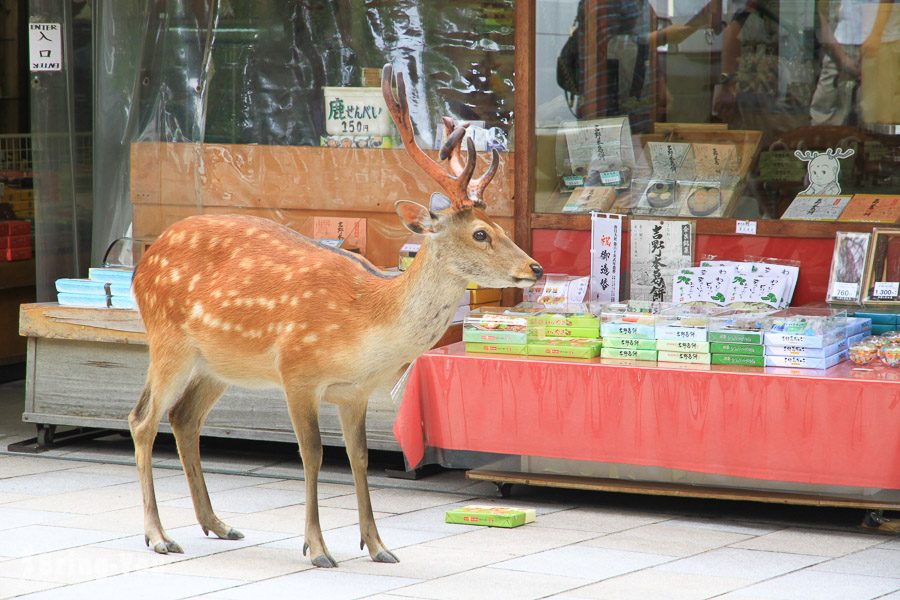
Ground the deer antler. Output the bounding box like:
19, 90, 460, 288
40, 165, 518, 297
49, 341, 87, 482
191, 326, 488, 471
794, 150, 816, 162
382, 64, 477, 211
830, 147, 855, 159
438, 116, 501, 208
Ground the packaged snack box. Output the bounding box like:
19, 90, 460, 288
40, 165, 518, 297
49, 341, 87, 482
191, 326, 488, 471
465, 342, 528, 356
528, 338, 602, 359
446, 506, 536, 528
605, 337, 658, 350
709, 342, 764, 356
711, 354, 765, 367
656, 339, 709, 353
601, 347, 657, 361
464, 306, 541, 346
657, 350, 711, 364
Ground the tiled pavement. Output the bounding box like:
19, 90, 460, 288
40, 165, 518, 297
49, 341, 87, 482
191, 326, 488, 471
1, 381, 899, 599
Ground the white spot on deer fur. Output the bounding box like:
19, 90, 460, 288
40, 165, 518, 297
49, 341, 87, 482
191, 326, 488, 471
190, 233, 200, 248
160, 258, 169, 267
227, 290, 239, 297
298, 267, 310, 274
246, 228, 257, 235
303, 333, 318, 344
188, 274, 200, 292
212, 290, 222, 299
222, 300, 231, 308
290, 297, 299, 306
170, 269, 181, 283
284, 272, 294, 281
172, 231, 186, 244
302, 291, 312, 299
318, 289, 327, 295
191, 303, 204, 319
240, 258, 254, 269
327, 302, 337, 310
222, 322, 232, 332
285, 323, 295, 333
235, 323, 244, 332
326, 324, 339, 332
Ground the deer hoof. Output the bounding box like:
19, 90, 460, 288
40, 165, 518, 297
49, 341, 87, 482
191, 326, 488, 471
312, 554, 338, 568
223, 527, 244, 540
374, 549, 400, 563
152, 540, 183, 555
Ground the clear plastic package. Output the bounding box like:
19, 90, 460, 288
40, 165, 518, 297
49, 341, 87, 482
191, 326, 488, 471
708, 311, 771, 345
463, 306, 542, 345
527, 303, 600, 339
599, 302, 666, 339
763, 308, 849, 349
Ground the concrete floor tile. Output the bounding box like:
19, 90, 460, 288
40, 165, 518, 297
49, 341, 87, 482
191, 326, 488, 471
0, 491, 33, 504
53, 505, 215, 535
148, 472, 284, 496
161, 486, 303, 514
720, 570, 900, 600
0, 470, 131, 496
12, 570, 241, 600
339, 542, 516, 580
0, 545, 175, 584
4, 482, 183, 515
877, 539, 900, 551
419, 523, 600, 557
664, 517, 782, 536
152, 545, 313, 581
530, 507, 669, 534
204, 569, 420, 600
1, 525, 125, 557
0, 577, 61, 599
65, 463, 181, 479
96, 526, 293, 557
811, 548, 900, 579
0, 456, 80, 478
320, 488, 474, 515
0, 507, 79, 530
559, 569, 752, 599
581, 522, 752, 557
495, 545, 671, 581
253, 479, 355, 498
390, 566, 589, 600
732, 527, 886, 557
658, 548, 825, 582
227, 504, 387, 535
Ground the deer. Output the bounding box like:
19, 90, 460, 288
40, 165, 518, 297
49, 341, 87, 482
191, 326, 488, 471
128, 63, 543, 568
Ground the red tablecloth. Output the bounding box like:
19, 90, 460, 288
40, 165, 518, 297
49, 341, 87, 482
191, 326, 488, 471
394, 343, 900, 489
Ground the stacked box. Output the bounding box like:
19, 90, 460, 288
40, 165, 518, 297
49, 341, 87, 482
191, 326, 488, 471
655, 310, 712, 364
0, 219, 32, 261
463, 306, 542, 355
853, 311, 898, 336
708, 312, 769, 367
525, 304, 602, 358
600, 302, 659, 361
763, 308, 849, 369
56, 267, 136, 309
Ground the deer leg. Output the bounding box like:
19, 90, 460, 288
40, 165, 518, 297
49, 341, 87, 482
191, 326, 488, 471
285, 388, 335, 568
338, 399, 398, 563
128, 351, 194, 555
168, 374, 243, 541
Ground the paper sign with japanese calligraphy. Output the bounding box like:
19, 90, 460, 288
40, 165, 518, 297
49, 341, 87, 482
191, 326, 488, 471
590, 213, 623, 303
562, 117, 635, 172
728, 274, 788, 308
838, 194, 900, 223
646, 142, 690, 179
687, 143, 738, 180
672, 266, 735, 305
629, 219, 694, 303
29, 23, 62, 72
781, 195, 851, 221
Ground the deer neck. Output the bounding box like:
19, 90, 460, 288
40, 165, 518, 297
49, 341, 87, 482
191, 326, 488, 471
377, 237, 467, 355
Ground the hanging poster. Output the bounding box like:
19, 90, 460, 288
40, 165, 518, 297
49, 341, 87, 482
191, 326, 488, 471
590, 213, 623, 303
630, 218, 695, 302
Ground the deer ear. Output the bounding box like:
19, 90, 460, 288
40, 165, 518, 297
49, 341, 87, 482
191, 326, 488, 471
395, 200, 439, 234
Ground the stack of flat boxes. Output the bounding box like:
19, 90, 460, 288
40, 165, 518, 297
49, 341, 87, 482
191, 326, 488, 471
0, 220, 32, 262
527, 309, 602, 359
463, 306, 540, 355
655, 312, 711, 365
600, 308, 657, 361
763, 312, 850, 369
854, 311, 898, 336
708, 313, 768, 367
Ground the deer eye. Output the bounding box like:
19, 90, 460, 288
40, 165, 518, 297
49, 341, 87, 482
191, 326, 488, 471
473, 230, 489, 242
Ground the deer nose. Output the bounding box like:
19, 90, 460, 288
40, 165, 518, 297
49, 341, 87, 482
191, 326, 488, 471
530, 263, 544, 279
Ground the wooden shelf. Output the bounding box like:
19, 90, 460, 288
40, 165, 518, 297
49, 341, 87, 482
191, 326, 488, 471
531, 213, 884, 238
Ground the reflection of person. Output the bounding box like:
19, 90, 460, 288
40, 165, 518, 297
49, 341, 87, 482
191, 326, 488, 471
713, 0, 813, 143
859, 1, 900, 124
809, 0, 870, 126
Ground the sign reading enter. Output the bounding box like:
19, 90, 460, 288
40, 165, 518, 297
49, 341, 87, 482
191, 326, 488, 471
29, 23, 62, 72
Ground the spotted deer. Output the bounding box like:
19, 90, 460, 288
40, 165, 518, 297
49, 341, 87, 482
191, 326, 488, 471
128, 64, 542, 568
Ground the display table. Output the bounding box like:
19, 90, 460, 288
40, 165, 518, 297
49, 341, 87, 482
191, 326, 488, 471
17, 303, 459, 450
395, 343, 900, 510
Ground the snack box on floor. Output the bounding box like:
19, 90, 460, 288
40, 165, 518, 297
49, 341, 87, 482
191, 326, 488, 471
445, 506, 536, 528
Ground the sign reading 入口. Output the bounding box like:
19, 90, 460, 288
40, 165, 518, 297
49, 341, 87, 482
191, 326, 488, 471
29, 23, 62, 72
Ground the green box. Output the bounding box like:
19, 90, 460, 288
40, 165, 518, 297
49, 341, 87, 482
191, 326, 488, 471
463, 329, 528, 344
711, 354, 765, 367
528, 338, 602, 359
465, 342, 528, 356
872, 324, 899, 335
530, 325, 600, 339
709, 342, 764, 356
530, 313, 600, 329
604, 337, 658, 350
445, 506, 536, 528
601, 347, 657, 361
655, 339, 709, 353
657, 350, 711, 364
708, 330, 764, 345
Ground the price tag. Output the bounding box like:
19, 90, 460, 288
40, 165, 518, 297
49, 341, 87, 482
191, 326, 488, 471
873, 281, 900, 299
831, 282, 859, 301
735, 220, 757, 235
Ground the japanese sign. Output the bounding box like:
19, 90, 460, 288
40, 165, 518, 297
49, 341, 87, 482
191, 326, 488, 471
29, 23, 62, 72
647, 142, 690, 179
630, 219, 694, 303
323, 87, 391, 136
672, 266, 735, 305
590, 213, 623, 303
838, 194, 900, 223
781, 195, 851, 221
561, 117, 634, 173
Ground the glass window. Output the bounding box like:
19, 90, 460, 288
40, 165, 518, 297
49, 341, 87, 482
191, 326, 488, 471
535, 0, 900, 220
